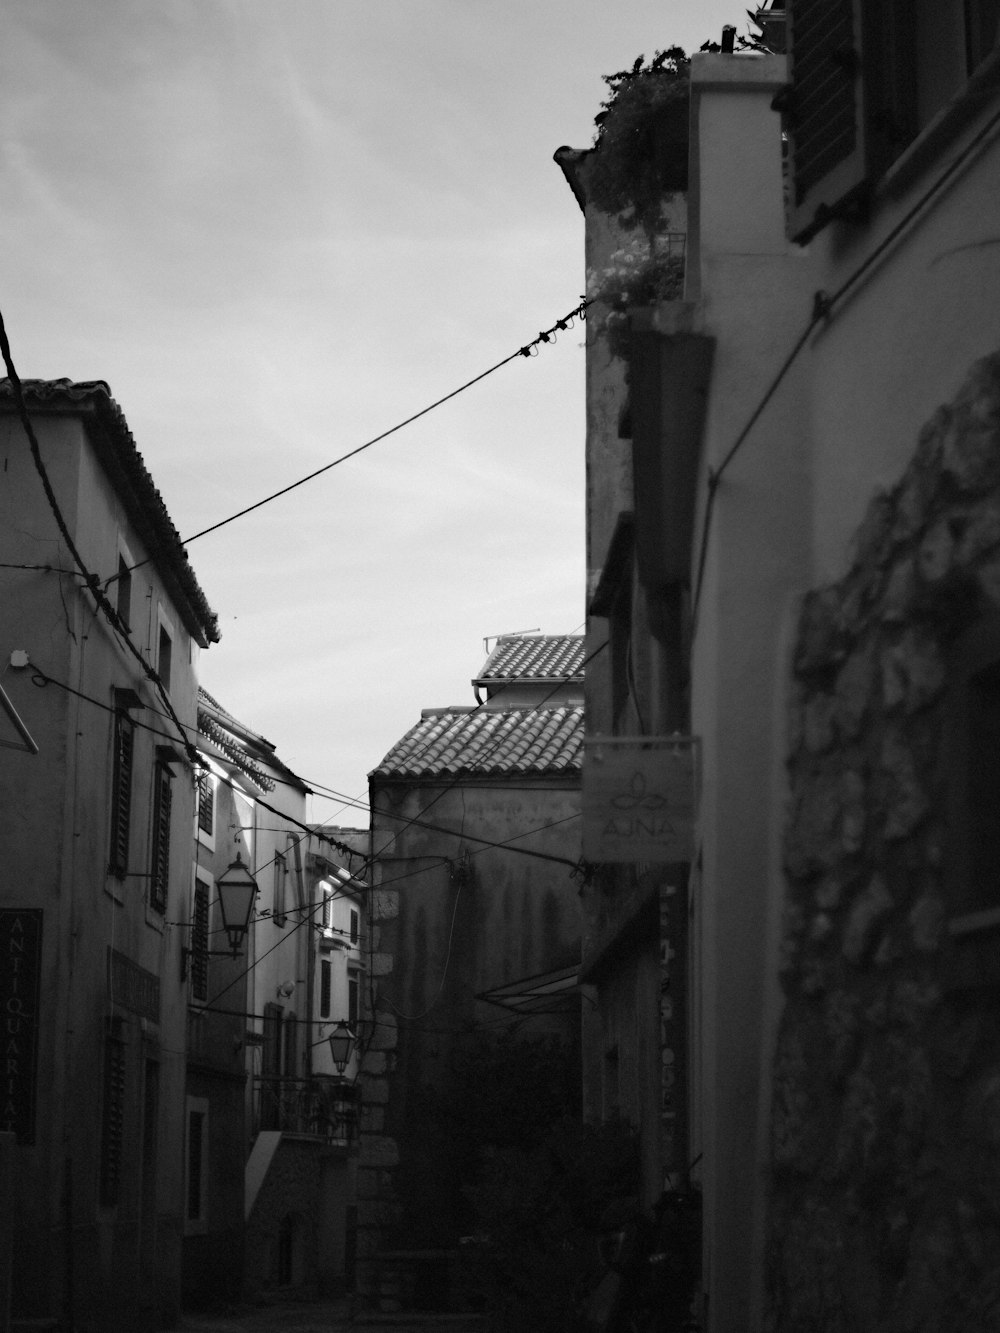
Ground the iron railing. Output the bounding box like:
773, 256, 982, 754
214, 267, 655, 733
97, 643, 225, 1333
253, 1075, 357, 1143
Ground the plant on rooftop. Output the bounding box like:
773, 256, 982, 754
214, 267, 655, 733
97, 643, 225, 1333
586, 235, 686, 360
587, 47, 690, 237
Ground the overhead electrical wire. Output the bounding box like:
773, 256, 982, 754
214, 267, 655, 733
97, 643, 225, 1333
103, 299, 590, 584
0, 314, 199, 766
204, 639, 606, 1019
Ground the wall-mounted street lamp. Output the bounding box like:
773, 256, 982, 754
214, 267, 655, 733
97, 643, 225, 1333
216, 853, 259, 956
328, 1020, 357, 1074
182, 853, 259, 979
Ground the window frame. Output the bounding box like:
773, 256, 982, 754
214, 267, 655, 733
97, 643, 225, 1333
196, 771, 217, 850
190, 870, 212, 1003
100, 1019, 127, 1208
108, 700, 136, 881
273, 852, 288, 928
184, 1096, 209, 1235
784, 0, 1000, 242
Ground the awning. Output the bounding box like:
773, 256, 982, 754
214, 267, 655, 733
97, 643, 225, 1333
476, 963, 582, 1015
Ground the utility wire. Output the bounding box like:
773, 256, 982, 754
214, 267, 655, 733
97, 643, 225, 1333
107, 300, 589, 581
0, 316, 199, 765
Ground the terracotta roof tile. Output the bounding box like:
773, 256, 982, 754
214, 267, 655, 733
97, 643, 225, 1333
371, 704, 583, 780
474, 635, 584, 685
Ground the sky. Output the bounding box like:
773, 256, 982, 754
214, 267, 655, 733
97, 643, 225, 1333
1, 0, 739, 822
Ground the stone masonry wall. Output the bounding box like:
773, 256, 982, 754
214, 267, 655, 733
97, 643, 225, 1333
767, 352, 1000, 1331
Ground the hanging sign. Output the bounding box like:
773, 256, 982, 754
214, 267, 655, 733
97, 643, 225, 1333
1, 909, 43, 1145
583, 738, 696, 863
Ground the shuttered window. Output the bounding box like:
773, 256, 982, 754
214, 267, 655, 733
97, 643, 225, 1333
320, 958, 332, 1019
348, 975, 359, 1029
108, 710, 134, 879
785, 0, 1000, 242
785, 0, 867, 240
150, 761, 172, 913
191, 877, 210, 1001
100, 1027, 126, 1207
197, 774, 214, 838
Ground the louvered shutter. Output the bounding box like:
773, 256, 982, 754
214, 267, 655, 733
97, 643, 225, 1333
100, 1029, 126, 1206
150, 763, 172, 912
785, 0, 869, 242
108, 711, 134, 879
191, 877, 209, 1001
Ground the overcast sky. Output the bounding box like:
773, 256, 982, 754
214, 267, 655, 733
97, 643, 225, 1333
2, 0, 740, 821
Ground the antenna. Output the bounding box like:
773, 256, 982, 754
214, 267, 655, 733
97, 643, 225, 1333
482, 628, 541, 654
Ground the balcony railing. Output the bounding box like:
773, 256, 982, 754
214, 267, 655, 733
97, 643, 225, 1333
253, 1075, 357, 1144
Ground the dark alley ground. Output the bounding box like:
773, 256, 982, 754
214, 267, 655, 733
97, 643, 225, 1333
177, 1297, 485, 1333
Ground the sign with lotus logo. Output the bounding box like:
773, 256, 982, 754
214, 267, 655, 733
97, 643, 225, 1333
583, 738, 695, 862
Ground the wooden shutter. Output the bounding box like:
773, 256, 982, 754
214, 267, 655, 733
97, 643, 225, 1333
320, 959, 332, 1019
100, 1027, 127, 1206
785, 0, 869, 241
191, 878, 209, 1001
197, 774, 214, 836
108, 711, 134, 879
150, 762, 172, 912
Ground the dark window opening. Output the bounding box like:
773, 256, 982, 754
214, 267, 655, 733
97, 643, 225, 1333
349, 908, 359, 944
348, 975, 359, 1029
115, 556, 132, 631
157, 625, 172, 693
187, 1109, 205, 1222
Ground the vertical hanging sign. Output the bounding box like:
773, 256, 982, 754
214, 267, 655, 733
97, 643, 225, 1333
583, 738, 696, 863
1, 909, 43, 1145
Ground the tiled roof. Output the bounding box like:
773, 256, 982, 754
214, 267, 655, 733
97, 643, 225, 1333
475, 635, 584, 685
197, 686, 309, 793
198, 711, 276, 791
0, 378, 220, 645
371, 704, 583, 780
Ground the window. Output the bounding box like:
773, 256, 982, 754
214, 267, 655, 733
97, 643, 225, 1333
349, 908, 359, 945
157, 623, 173, 693
348, 974, 359, 1029
191, 875, 210, 1002
108, 705, 135, 880
150, 758, 173, 913
283, 1012, 298, 1079
115, 555, 132, 631
273, 853, 287, 928
784, 0, 1000, 241
322, 884, 335, 933
320, 959, 332, 1019
184, 1097, 209, 1233
100, 1022, 126, 1207
197, 773, 215, 843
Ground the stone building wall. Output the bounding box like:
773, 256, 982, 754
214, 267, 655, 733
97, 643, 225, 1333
767, 352, 1000, 1330
244, 1139, 322, 1295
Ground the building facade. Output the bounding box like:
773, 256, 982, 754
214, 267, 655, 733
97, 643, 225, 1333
0, 378, 219, 1330
358, 635, 585, 1308
564, 5, 1000, 1327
